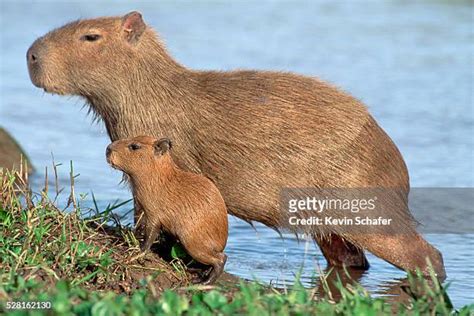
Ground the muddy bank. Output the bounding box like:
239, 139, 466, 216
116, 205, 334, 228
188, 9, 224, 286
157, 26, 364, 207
0, 127, 33, 174
89, 223, 241, 294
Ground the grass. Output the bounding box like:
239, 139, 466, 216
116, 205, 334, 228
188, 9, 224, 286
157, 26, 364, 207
0, 167, 473, 315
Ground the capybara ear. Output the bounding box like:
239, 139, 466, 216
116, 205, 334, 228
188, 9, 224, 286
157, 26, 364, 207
121, 11, 146, 44
154, 138, 172, 156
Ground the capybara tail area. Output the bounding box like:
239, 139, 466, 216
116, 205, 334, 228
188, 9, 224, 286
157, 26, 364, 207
314, 234, 370, 269
353, 232, 446, 280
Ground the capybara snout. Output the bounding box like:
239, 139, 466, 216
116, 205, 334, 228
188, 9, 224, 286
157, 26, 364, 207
26, 38, 46, 89
26, 40, 40, 67
105, 145, 112, 158
107, 135, 228, 284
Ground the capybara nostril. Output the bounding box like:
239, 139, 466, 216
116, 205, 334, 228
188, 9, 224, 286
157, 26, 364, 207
27, 37, 45, 65
105, 146, 112, 157
27, 47, 38, 64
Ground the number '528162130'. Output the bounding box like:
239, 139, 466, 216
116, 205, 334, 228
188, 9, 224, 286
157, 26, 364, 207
5, 301, 52, 310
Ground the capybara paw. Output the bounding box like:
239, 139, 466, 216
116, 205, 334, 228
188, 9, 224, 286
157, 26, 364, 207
201, 266, 222, 285
200, 275, 217, 285
139, 243, 151, 253
188, 267, 212, 284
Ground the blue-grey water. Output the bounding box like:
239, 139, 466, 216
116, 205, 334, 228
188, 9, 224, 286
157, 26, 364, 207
1, 0, 473, 308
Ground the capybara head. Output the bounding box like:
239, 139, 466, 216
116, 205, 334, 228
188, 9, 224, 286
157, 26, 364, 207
106, 135, 172, 175
27, 11, 156, 96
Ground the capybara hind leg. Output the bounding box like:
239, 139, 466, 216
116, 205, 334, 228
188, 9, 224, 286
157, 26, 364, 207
315, 235, 370, 269
202, 253, 227, 285
355, 233, 445, 279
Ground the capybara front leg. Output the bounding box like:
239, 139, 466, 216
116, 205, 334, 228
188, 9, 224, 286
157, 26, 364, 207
355, 232, 445, 279
202, 253, 227, 285
133, 198, 145, 230
315, 234, 370, 269
141, 223, 161, 252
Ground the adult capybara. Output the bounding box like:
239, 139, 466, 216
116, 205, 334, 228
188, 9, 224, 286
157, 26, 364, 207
27, 11, 445, 278
106, 136, 228, 284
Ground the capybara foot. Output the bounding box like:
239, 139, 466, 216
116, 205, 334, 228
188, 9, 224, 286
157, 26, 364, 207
190, 267, 211, 284
187, 265, 212, 276
422, 248, 446, 281
316, 235, 370, 269
201, 253, 227, 285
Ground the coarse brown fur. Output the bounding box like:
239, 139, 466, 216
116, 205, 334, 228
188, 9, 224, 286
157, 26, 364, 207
0, 128, 34, 174
107, 136, 228, 284
27, 11, 445, 278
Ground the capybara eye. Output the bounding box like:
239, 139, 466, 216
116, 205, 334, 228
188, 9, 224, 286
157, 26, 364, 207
128, 143, 141, 151
80, 34, 102, 42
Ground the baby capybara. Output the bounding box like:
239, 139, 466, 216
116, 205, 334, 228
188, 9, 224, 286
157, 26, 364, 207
106, 136, 228, 284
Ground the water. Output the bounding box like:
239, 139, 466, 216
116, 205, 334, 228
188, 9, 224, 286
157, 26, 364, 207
1, 0, 473, 307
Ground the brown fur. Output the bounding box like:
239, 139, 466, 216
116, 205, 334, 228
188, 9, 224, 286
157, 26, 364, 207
107, 136, 228, 284
27, 11, 445, 278
0, 128, 34, 174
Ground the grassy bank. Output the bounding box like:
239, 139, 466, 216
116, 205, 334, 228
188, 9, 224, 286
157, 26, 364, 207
0, 168, 472, 315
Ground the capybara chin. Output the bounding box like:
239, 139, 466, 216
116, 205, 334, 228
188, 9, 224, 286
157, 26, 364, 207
107, 136, 228, 285
28, 11, 445, 278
